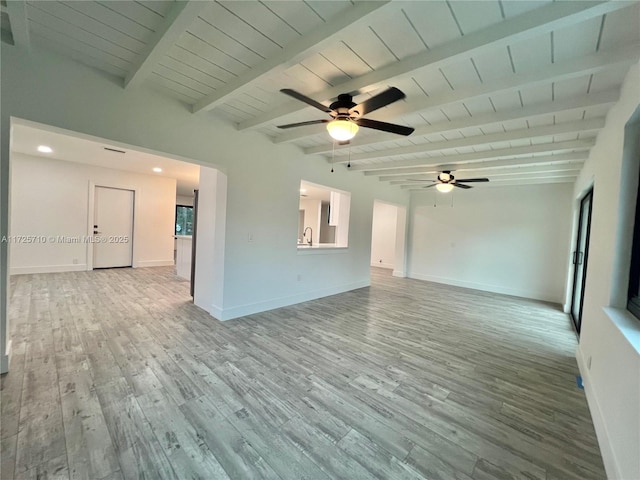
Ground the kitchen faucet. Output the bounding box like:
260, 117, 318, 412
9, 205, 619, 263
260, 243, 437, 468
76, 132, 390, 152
303, 227, 313, 246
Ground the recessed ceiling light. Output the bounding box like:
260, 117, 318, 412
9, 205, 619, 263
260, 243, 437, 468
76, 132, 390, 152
153, 167, 162, 173
37, 145, 53, 153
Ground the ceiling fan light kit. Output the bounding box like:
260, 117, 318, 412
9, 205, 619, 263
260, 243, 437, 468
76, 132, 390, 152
435, 183, 455, 193
277, 87, 415, 141
327, 119, 359, 141
407, 170, 490, 192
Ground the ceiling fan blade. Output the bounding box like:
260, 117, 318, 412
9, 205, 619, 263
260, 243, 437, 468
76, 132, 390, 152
423, 184, 438, 188
356, 118, 415, 136
455, 178, 489, 183
453, 183, 472, 189
405, 178, 436, 182
280, 89, 332, 113
277, 119, 329, 129
349, 87, 405, 116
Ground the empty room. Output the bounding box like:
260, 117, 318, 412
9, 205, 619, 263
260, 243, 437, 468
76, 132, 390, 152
1, 1, 639, 479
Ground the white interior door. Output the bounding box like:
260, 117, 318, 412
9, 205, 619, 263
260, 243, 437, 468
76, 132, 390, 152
93, 186, 134, 269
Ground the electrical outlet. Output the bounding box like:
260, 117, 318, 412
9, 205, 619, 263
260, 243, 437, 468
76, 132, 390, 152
297, 274, 302, 281
379, 259, 382, 263
587, 356, 592, 370
248, 233, 254, 243
72, 258, 78, 264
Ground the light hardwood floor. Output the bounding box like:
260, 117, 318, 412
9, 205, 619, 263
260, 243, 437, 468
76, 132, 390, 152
1, 267, 604, 480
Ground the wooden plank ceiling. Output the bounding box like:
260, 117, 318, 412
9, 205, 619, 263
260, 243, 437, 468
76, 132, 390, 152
5, 0, 640, 188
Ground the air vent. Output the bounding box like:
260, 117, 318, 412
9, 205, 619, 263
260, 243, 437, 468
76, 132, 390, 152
103, 147, 126, 154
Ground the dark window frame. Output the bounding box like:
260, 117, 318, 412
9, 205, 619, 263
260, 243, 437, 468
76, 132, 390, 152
175, 204, 194, 236
570, 188, 594, 334
627, 168, 640, 320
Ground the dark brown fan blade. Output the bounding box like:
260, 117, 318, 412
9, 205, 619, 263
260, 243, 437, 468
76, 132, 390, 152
453, 183, 472, 189
455, 178, 489, 183
349, 87, 405, 116
277, 119, 329, 129
423, 184, 438, 188
355, 118, 414, 136
405, 179, 436, 182
280, 89, 332, 113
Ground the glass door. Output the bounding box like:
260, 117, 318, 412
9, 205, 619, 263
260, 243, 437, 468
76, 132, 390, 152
571, 189, 594, 334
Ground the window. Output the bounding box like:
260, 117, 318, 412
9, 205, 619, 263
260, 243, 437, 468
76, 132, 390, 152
298, 180, 350, 248
175, 205, 194, 235
628, 171, 640, 320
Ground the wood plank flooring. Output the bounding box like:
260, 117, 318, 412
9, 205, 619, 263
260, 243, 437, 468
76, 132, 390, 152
1, 267, 605, 479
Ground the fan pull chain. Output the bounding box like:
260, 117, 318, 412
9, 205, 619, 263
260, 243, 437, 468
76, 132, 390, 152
347, 143, 351, 168
330, 140, 335, 173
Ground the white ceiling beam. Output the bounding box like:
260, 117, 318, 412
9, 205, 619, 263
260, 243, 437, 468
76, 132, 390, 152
192, 1, 390, 114
239, 0, 633, 130
388, 165, 584, 184
374, 152, 588, 178
331, 118, 603, 164
378, 152, 587, 183
276, 43, 633, 143
401, 172, 579, 189
406, 176, 578, 190
358, 44, 639, 124
358, 140, 594, 174
125, 1, 208, 89
300, 89, 618, 152
5, 1, 30, 50
484, 176, 579, 185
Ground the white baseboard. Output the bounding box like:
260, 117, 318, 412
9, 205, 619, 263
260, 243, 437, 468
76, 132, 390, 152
392, 270, 406, 278
134, 260, 175, 268
209, 304, 224, 321
407, 272, 560, 303
576, 345, 620, 480
217, 279, 370, 321
10, 264, 87, 275
371, 262, 394, 269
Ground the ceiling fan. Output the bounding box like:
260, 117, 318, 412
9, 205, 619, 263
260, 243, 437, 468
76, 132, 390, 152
407, 171, 489, 192
277, 87, 414, 142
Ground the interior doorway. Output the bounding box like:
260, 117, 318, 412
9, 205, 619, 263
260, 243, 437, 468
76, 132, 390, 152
570, 188, 594, 334
371, 200, 407, 277
93, 186, 134, 269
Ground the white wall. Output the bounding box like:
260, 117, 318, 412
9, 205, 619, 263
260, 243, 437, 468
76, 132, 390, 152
571, 62, 640, 480
408, 184, 573, 303
9, 154, 176, 274
176, 194, 194, 207
371, 201, 397, 269
0, 43, 409, 367
194, 168, 227, 319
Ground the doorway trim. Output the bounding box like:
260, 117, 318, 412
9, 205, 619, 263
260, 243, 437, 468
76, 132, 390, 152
371, 200, 408, 278
88, 183, 138, 270
2, 117, 227, 374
